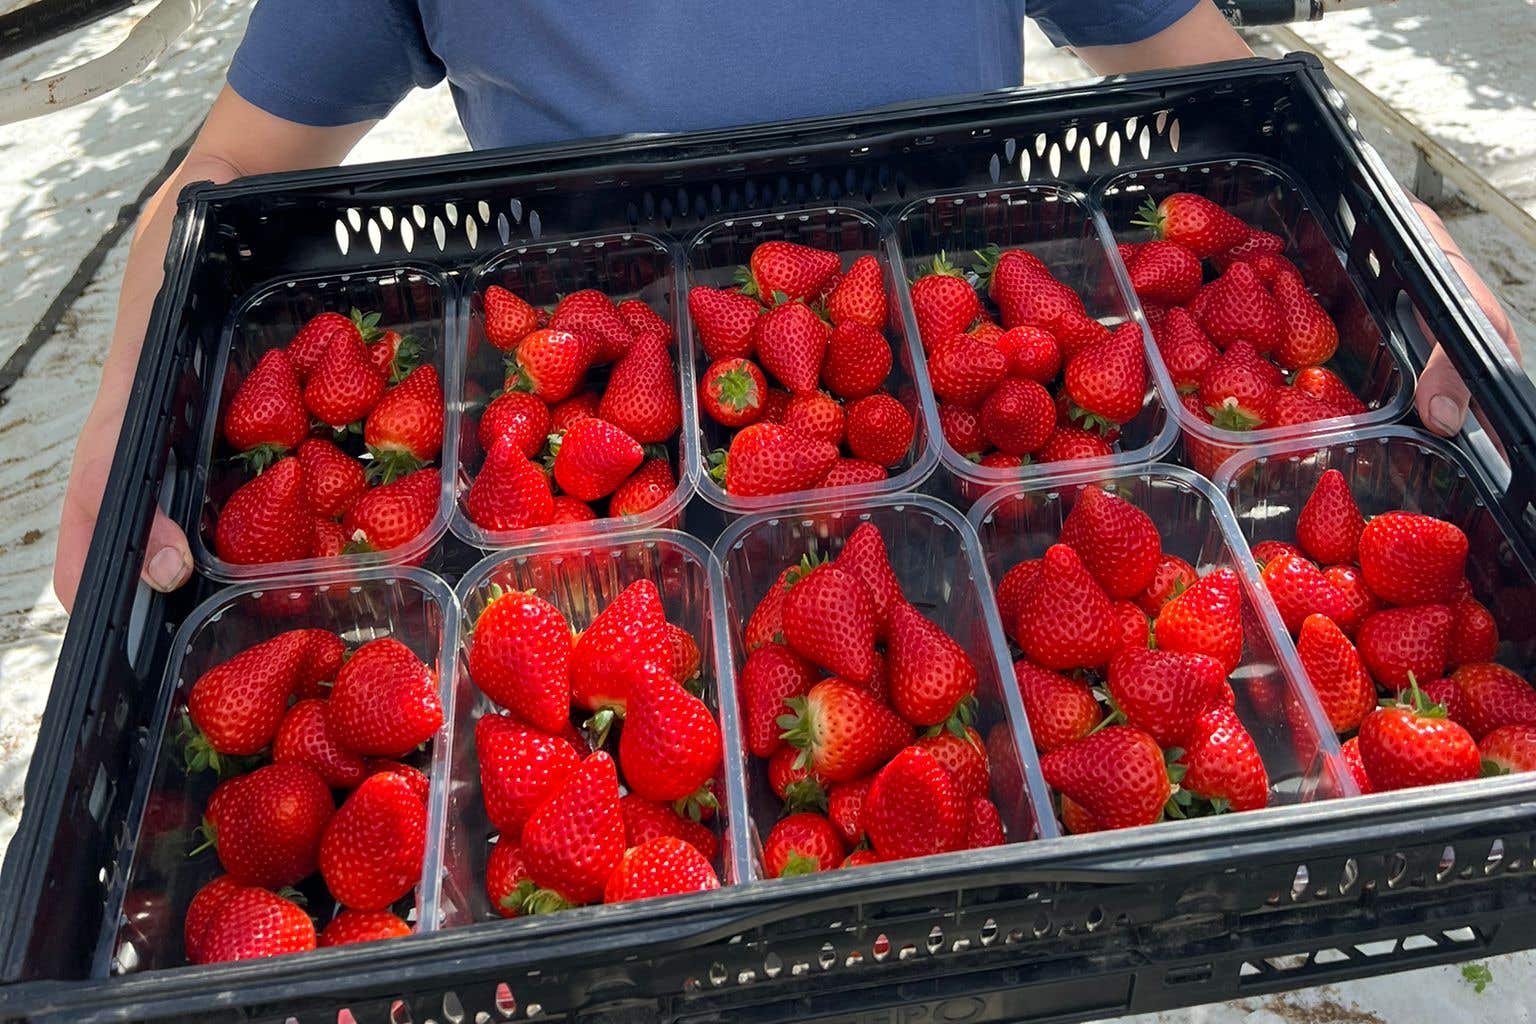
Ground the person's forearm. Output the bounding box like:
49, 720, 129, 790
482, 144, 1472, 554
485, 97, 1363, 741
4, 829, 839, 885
1073, 1, 1253, 76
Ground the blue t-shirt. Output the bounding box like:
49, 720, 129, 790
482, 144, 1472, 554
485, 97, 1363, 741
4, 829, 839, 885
228, 1, 1199, 151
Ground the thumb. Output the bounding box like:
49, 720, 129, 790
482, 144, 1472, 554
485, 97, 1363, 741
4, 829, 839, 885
141, 508, 194, 593
1414, 342, 1471, 437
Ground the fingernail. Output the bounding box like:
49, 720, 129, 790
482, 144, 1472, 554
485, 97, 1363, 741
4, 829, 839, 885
146, 547, 190, 591
1429, 395, 1465, 434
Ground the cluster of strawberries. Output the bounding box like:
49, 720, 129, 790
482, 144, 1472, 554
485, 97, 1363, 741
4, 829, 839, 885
1123, 193, 1369, 463
739, 523, 1003, 873
179, 628, 443, 963
689, 242, 916, 495
994, 487, 1269, 831
214, 309, 444, 566
465, 580, 724, 913
1258, 469, 1536, 791
466, 285, 681, 532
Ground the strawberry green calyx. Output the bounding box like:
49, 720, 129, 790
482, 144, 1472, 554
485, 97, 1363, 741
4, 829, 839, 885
782, 777, 828, 814
1207, 396, 1262, 432
384, 334, 421, 383
177, 712, 258, 778
350, 307, 384, 344
712, 366, 761, 413
777, 695, 816, 769
926, 695, 978, 740
1130, 199, 1168, 240
584, 707, 619, 749
188, 817, 218, 858
232, 442, 290, 475
927, 250, 967, 279
674, 780, 719, 823
706, 448, 729, 485
1390, 672, 1448, 718
1065, 402, 1123, 438
519, 881, 573, 916
778, 850, 823, 878
1159, 746, 1189, 820
364, 448, 426, 486
781, 551, 827, 590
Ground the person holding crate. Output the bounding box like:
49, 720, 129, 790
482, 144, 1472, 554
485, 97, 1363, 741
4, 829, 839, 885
52, 0, 1519, 610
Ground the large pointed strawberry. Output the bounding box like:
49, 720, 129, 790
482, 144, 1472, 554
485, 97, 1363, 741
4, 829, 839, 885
343, 467, 440, 552
1133, 193, 1250, 258
520, 751, 626, 908
603, 836, 720, 904
296, 437, 367, 519
763, 812, 845, 877
1106, 647, 1227, 749
1016, 544, 1116, 671
914, 726, 990, 802
1013, 661, 1102, 754
1295, 469, 1364, 566
688, 286, 761, 361
754, 300, 829, 394
1198, 263, 1284, 354
478, 391, 552, 460
183, 875, 245, 964
1064, 322, 1146, 429
288, 309, 377, 380
1154, 308, 1220, 393
994, 559, 1041, 645
910, 253, 980, 348
549, 289, 634, 365
1059, 485, 1162, 599
979, 246, 1050, 316
782, 562, 876, 681
186, 629, 309, 761
223, 348, 308, 468
476, 713, 581, 837
1041, 726, 1169, 830
1450, 662, 1536, 741
1155, 568, 1244, 674
619, 669, 722, 805
1260, 552, 1353, 634
508, 328, 596, 403
783, 390, 846, 447
598, 338, 681, 443
978, 378, 1054, 456
1271, 272, 1339, 370
742, 644, 818, 758
1128, 239, 1202, 306
1358, 677, 1480, 791
826, 254, 887, 329
835, 522, 905, 636
468, 589, 573, 733
192, 886, 316, 964
324, 637, 442, 758
215, 457, 314, 565
743, 241, 841, 303
1358, 511, 1468, 607
927, 332, 1007, 408
364, 364, 443, 482
1356, 604, 1453, 691
1176, 704, 1269, 813
273, 698, 367, 788
886, 602, 977, 728
483, 285, 539, 351
826, 778, 871, 846
610, 458, 676, 518
1295, 614, 1376, 734
864, 746, 966, 861
319, 771, 427, 911
821, 322, 892, 400
212, 762, 333, 888
551, 417, 644, 501
1199, 341, 1279, 430
465, 439, 555, 532
778, 678, 912, 783
569, 579, 671, 731
304, 327, 386, 427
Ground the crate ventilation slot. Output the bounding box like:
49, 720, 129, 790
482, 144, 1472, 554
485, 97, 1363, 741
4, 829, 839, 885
1240, 927, 1488, 986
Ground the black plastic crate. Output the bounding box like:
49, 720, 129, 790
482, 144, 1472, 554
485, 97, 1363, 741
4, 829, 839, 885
4, 55, 1536, 1024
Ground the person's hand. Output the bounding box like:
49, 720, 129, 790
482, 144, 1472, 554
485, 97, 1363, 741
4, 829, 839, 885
1410, 201, 1522, 437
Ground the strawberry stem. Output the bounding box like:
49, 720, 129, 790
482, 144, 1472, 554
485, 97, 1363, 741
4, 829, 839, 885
365, 447, 426, 485
1129, 198, 1167, 240
584, 707, 618, 749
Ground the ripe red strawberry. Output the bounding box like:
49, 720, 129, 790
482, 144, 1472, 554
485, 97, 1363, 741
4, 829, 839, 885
821, 322, 893, 400
845, 393, 914, 467
746, 566, 795, 651
915, 726, 989, 802
1214, 229, 1286, 267
1358, 678, 1480, 791
599, 338, 681, 443
364, 760, 430, 803
768, 744, 827, 807
1155, 568, 1244, 674
551, 418, 644, 501
715, 422, 838, 496
886, 602, 977, 728
342, 467, 440, 552
835, 522, 905, 636
364, 364, 443, 481
1296, 470, 1364, 566
314, 511, 348, 555
603, 836, 720, 903
620, 794, 717, 861
1159, 330, 1221, 396
215, 457, 314, 565
1294, 365, 1367, 415
610, 458, 676, 518
1358, 512, 1468, 607
521, 752, 626, 908
293, 628, 345, 701
750, 301, 830, 395
1135, 553, 1198, 618
759, 388, 792, 425
1013, 661, 1102, 754
778, 678, 912, 783
662, 623, 702, 687
1134, 193, 1249, 258
1107, 647, 1227, 748
1041, 726, 1169, 830
183, 875, 244, 964
977, 378, 1053, 456
1341, 735, 1375, 793
619, 670, 722, 804
1176, 704, 1269, 812
1356, 604, 1453, 691
1199, 341, 1279, 430
466, 440, 555, 532
1064, 323, 1146, 429
910, 253, 981, 348
1052, 311, 1112, 361
273, 698, 367, 788
936, 401, 985, 456
469, 590, 572, 732
1271, 272, 1339, 370
1451, 662, 1536, 740
1322, 564, 1382, 638
1017, 544, 1116, 671
1449, 594, 1499, 667
548, 496, 597, 524
483, 285, 539, 351
826, 254, 887, 329
193, 886, 316, 964
288, 309, 377, 380
1198, 263, 1284, 354
783, 390, 846, 447
213, 763, 333, 888
1261, 552, 1353, 634
508, 328, 596, 403
928, 332, 1008, 407
782, 563, 876, 681
826, 778, 871, 846
296, 437, 367, 519
688, 286, 761, 361
764, 812, 845, 877
476, 714, 580, 836
818, 457, 888, 488
550, 389, 602, 432
1128, 239, 1202, 306
484, 839, 531, 919
864, 746, 966, 861
967, 797, 1005, 848
570, 579, 671, 727
616, 299, 672, 344
993, 324, 1060, 383
304, 326, 386, 428
549, 290, 634, 365
1175, 391, 1234, 477
224, 349, 308, 467
1263, 386, 1338, 428
1037, 426, 1113, 464
318, 909, 411, 947
1252, 540, 1303, 565
186, 630, 309, 760
994, 559, 1040, 644
745, 241, 840, 303
319, 771, 427, 911
700, 357, 767, 427
325, 637, 442, 758
1001, 274, 1085, 334
979, 245, 1046, 311
1059, 485, 1162, 600
1295, 614, 1376, 734
367, 329, 418, 382
478, 391, 551, 460
1480, 724, 1536, 775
